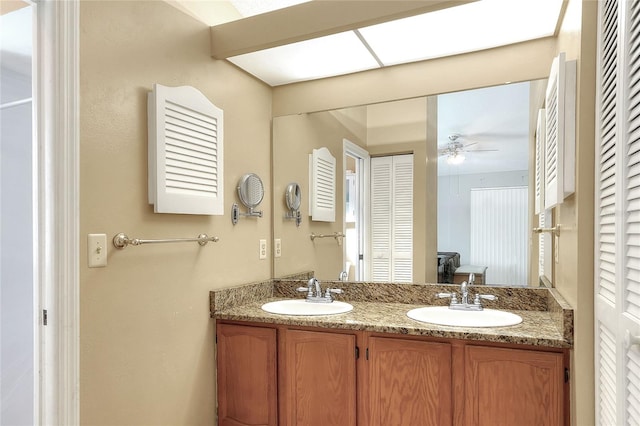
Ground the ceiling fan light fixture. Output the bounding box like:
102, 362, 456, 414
447, 152, 465, 165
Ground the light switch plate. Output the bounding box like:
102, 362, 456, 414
274, 239, 282, 258
259, 239, 267, 260
88, 233, 107, 267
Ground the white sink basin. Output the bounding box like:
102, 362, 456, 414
261, 299, 353, 316
407, 306, 523, 327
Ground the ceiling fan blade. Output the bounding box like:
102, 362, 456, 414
460, 131, 528, 141
464, 149, 499, 153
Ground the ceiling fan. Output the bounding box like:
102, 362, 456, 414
437, 134, 498, 165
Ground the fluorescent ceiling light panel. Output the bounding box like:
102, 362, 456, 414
229, 0, 311, 17
228, 31, 380, 86
358, 0, 563, 66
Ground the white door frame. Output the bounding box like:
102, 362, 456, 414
35, 0, 80, 424
343, 139, 370, 281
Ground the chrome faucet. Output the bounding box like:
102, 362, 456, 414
338, 271, 348, 281
460, 273, 475, 305
297, 278, 343, 303
437, 273, 496, 311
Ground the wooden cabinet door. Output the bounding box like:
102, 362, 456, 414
216, 323, 277, 426
281, 329, 357, 426
464, 345, 564, 426
367, 337, 452, 426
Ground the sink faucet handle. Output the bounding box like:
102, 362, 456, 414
474, 294, 497, 305
478, 294, 496, 300
325, 288, 343, 299
437, 292, 459, 305
297, 286, 309, 293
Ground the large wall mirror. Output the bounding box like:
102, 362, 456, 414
272, 79, 547, 286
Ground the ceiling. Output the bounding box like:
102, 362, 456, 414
173, 0, 565, 87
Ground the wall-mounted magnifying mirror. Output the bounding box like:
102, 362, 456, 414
232, 173, 264, 225
284, 182, 302, 226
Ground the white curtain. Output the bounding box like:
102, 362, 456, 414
470, 186, 528, 285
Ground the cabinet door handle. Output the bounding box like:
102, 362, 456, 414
625, 330, 640, 349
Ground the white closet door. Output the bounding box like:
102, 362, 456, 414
391, 155, 413, 283
595, 0, 640, 424
370, 155, 413, 283
370, 157, 392, 281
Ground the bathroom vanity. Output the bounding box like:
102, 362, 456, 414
211, 280, 573, 426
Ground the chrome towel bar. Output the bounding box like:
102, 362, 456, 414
532, 224, 561, 236
112, 232, 219, 249
310, 232, 345, 243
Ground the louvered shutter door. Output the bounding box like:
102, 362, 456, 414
623, 1, 640, 422
595, 0, 640, 424
309, 147, 336, 222
391, 155, 413, 283
544, 54, 565, 210
596, 0, 620, 423
370, 155, 413, 283
370, 157, 392, 281
148, 84, 223, 215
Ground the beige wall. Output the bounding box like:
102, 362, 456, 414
79, 1, 272, 424
554, 1, 597, 425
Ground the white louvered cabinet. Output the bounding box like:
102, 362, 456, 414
370, 154, 413, 283
309, 147, 336, 222
544, 53, 576, 210
595, 0, 640, 424
148, 84, 224, 215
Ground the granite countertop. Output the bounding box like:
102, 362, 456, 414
211, 279, 574, 349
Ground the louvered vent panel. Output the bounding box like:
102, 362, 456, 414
598, 323, 617, 426
545, 78, 559, 185
316, 157, 335, 209
164, 101, 219, 196
598, 0, 619, 304
309, 147, 336, 222
627, 346, 640, 425
627, 0, 640, 319
148, 84, 224, 215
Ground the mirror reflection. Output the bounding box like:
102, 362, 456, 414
272, 79, 546, 286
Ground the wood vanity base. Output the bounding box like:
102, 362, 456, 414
216, 320, 569, 426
